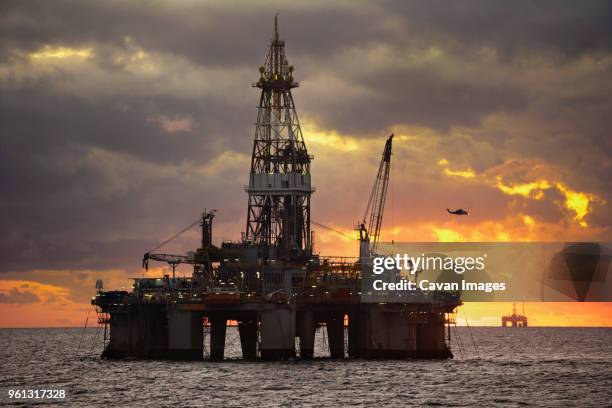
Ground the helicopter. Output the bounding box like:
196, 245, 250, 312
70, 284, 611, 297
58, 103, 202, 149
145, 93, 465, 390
447, 208, 469, 215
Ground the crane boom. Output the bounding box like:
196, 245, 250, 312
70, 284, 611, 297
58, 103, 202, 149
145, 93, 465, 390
142, 253, 194, 270
360, 134, 393, 258
141, 209, 216, 284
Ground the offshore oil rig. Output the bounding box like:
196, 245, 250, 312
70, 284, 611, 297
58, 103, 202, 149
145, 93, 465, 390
502, 303, 528, 327
93, 17, 461, 361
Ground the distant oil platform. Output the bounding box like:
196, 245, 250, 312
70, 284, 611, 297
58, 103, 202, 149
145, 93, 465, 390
502, 303, 528, 327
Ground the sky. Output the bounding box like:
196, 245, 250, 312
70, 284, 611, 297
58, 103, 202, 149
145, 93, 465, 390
0, 0, 611, 327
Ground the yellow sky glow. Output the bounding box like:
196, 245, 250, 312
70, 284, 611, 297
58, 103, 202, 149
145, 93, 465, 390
302, 120, 361, 152
29, 45, 93, 60
495, 177, 551, 199
438, 158, 476, 178
556, 182, 602, 227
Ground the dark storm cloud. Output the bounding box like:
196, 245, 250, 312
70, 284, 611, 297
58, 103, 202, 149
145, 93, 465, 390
3, 1, 608, 64
0, 1, 392, 65
313, 66, 528, 132
383, 0, 612, 59
0, 0, 610, 272
2, 0, 609, 134
0, 87, 253, 163
0, 87, 249, 272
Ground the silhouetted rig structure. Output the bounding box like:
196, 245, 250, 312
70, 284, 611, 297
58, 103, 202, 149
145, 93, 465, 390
502, 303, 528, 327
92, 17, 461, 361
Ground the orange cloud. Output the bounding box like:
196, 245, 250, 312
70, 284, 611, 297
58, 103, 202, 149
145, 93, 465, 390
438, 158, 476, 178
438, 157, 604, 228
556, 182, 603, 227
494, 177, 603, 227
0, 280, 86, 327
0, 280, 71, 305
495, 177, 551, 199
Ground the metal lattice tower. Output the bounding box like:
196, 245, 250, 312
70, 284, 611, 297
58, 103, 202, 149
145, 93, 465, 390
245, 16, 313, 259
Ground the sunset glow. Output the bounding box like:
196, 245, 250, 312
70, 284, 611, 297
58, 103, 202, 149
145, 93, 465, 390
1, 2, 610, 328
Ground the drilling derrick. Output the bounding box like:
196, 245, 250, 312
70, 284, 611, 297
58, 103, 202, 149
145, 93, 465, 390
245, 16, 313, 260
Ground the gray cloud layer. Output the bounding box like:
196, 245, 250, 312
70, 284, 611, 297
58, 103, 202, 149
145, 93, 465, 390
0, 287, 39, 304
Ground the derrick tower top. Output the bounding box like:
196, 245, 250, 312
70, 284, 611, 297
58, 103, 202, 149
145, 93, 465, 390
245, 16, 313, 259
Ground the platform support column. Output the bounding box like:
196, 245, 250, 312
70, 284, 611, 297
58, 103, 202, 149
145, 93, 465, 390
167, 308, 203, 360
209, 316, 227, 361
259, 308, 295, 360
299, 311, 316, 359
416, 313, 450, 358
326, 313, 345, 359
348, 310, 362, 358
238, 319, 258, 360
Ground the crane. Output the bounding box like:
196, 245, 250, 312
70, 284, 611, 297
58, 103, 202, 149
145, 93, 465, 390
142, 209, 217, 284
311, 220, 352, 239
142, 252, 195, 280
359, 134, 393, 260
